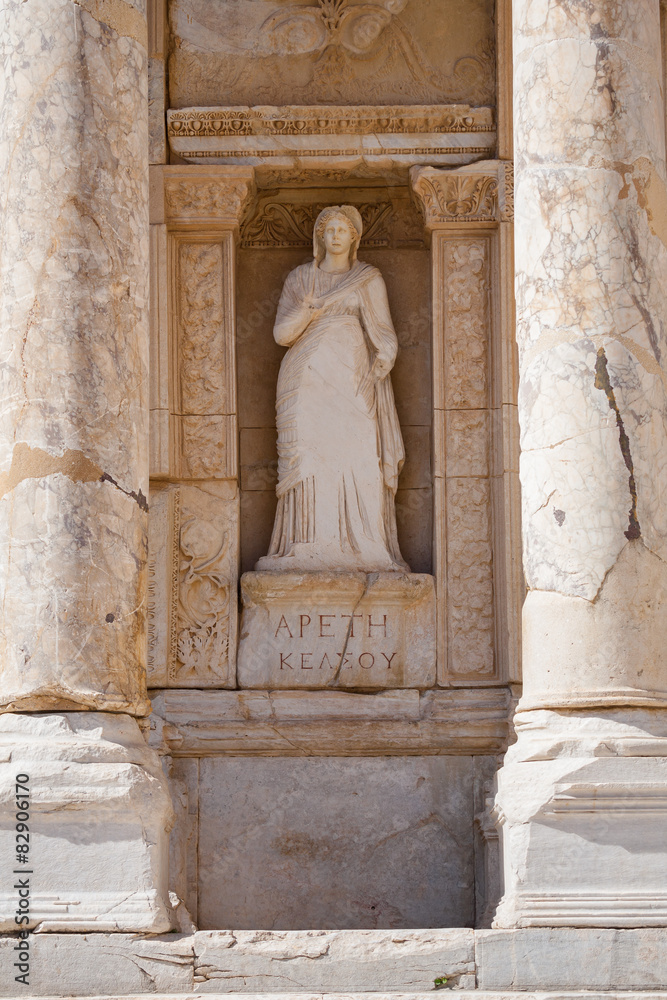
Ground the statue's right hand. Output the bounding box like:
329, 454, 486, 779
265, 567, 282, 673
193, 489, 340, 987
303, 295, 323, 320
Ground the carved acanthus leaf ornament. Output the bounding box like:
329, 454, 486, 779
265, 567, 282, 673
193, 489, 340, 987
414, 173, 499, 224
163, 168, 256, 223
241, 202, 391, 248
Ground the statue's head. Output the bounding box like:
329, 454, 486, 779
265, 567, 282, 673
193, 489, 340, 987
313, 205, 363, 265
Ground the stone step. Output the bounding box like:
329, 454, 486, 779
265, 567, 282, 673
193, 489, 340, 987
2, 928, 667, 997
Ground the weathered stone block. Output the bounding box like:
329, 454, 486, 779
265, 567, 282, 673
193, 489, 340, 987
194, 928, 475, 993
477, 928, 667, 991
0, 933, 193, 997
197, 756, 474, 930
0, 714, 173, 933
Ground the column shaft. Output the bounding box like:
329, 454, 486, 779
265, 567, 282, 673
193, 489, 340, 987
0, 0, 151, 713
0, 0, 173, 932
494, 0, 667, 928
514, 0, 667, 708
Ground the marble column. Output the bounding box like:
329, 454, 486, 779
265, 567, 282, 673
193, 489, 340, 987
494, 0, 667, 926
0, 0, 172, 930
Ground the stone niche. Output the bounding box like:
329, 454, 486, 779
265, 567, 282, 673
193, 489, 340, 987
237, 187, 432, 575
148, 0, 519, 933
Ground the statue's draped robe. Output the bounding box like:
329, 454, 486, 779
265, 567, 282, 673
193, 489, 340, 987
257, 260, 409, 573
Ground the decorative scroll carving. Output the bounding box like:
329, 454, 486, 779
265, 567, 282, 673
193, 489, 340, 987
180, 415, 236, 479
444, 240, 489, 410
263, 0, 408, 57
446, 477, 494, 678
429, 234, 497, 684
173, 516, 232, 685
241, 202, 391, 249
147, 486, 238, 689
173, 237, 237, 479
168, 104, 495, 139
163, 166, 256, 223
178, 243, 226, 415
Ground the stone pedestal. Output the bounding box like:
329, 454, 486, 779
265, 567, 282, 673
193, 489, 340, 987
494, 710, 667, 927
0, 714, 173, 932
0, 0, 172, 929
494, 0, 667, 927
238, 572, 436, 689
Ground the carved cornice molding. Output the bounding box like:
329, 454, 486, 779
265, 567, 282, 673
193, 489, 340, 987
411, 161, 514, 226
149, 688, 511, 757
162, 166, 256, 225
168, 104, 495, 139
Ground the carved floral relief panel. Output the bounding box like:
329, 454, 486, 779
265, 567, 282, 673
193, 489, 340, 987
171, 234, 237, 480
437, 237, 495, 684
148, 483, 238, 688
168, 0, 496, 109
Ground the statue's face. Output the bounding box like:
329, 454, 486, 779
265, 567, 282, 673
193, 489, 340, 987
323, 217, 354, 256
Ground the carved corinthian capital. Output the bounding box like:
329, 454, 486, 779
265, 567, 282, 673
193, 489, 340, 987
411, 161, 513, 227
161, 166, 257, 226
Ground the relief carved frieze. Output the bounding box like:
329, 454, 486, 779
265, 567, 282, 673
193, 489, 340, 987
169, 0, 496, 108
167, 105, 497, 168
168, 105, 495, 139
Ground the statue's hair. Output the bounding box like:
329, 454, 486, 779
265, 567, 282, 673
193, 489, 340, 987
313, 205, 363, 264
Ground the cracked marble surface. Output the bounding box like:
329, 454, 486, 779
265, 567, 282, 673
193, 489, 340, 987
513, 0, 667, 707
0, 0, 150, 711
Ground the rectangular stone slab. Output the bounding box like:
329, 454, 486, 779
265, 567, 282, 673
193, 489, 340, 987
194, 929, 474, 992
476, 928, 667, 991
237, 572, 436, 689
0, 933, 193, 997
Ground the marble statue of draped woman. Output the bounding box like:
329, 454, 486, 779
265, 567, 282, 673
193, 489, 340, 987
256, 206, 409, 573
